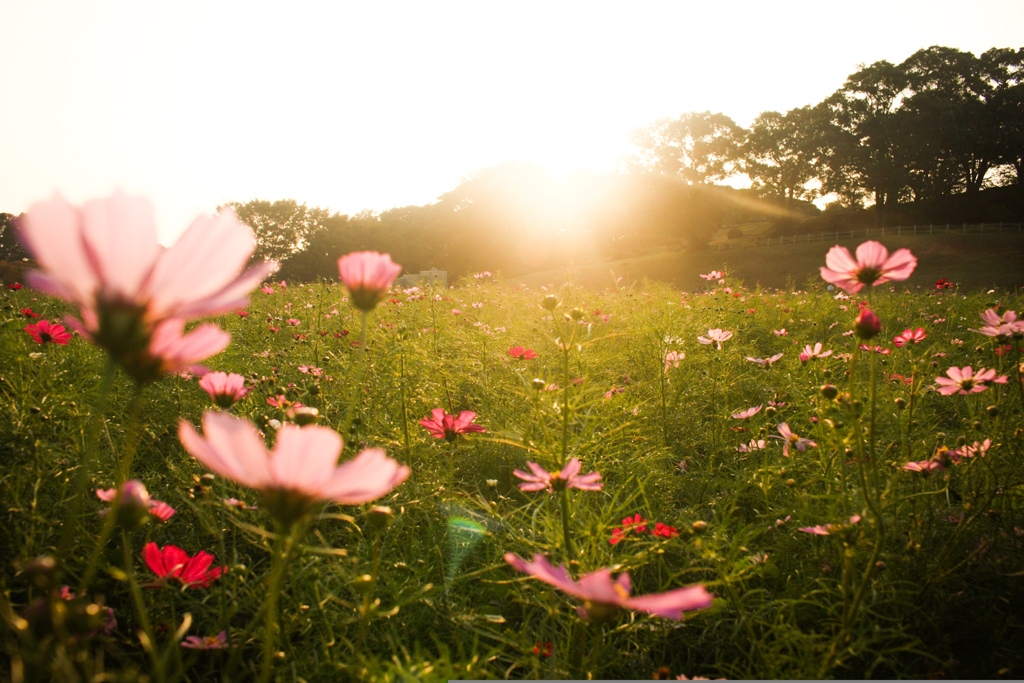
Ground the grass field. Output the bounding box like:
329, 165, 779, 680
516, 234, 1024, 293
3, 230, 1024, 681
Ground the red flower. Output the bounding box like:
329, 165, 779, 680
893, 328, 926, 347
20, 308, 40, 318
533, 641, 553, 657
935, 278, 954, 290
24, 320, 72, 345
143, 543, 223, 588
7, 282, 23, 290
508, 345, 538, 360
419, 409, 486, 442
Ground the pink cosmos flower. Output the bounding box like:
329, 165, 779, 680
736, 439, 766, 452
745, 353, 783, 367
730, 405, 763, 420
858, 345, 891, 355
664, 350, 684, 371
122, 319, 230, 384
24, 319, 72, 345
504, 553, 713, 620
178, 411, 410, 523
513, 458, 603, 493
337, 251, 402, 312
799, 343, 832, 363
95, 480, 175, 523
198, 371, 250, 408
699, 271, 724, 281
798, 515, 862, 536
819, 240, 917, 294
902, 460, 944, 474
181, 631, 231, 649
17, 192, 277, 365
772, 329, 787, 336
949, 439, 992, 462
893, 328, 927, 347
697, 328, 733, 350
508, 346, 538, 360
774, 423, 816, 457
935, 366, 1008, 395
419, 409, 486, 441
143, 543, 223, 588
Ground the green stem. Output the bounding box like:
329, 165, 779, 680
59, 361, 117, 560
356, 530, 382, 651
339, 311, 370, 440
117, 387, 148, 484
399, 346, 411, 460
559, 488, 575, 562
259, 522, 299, 683
122, 528, 163, 683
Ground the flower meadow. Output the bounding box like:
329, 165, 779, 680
2, 195, 1024, 681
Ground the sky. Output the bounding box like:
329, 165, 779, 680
2, 0, 1023, 243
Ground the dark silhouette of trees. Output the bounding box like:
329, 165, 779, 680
224, 199, 338, 263
627, 112, 743, 185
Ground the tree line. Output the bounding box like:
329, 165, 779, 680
2, 46, 1021, 283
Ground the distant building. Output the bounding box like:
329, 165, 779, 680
395, 267, 447, 288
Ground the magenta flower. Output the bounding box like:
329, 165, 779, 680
504, 553, 713, 621
181, 631, 231, 649
774, 423, 816, 457
513, 458, 603, 493
17, 192, 277, 367
798, 515, 862, 536
198, 371, 250, 408
143, 543, 223, 589
179, 411, 410, 524
935, 366, 1008, 395
819, 240, 917, 294
902, 460, 944, 474
970, 310, 1024, 339
730, 405, 763, 420
799, 343, 832, 363
893, 328, 927, 347
664, 350, 685, 371
697, 328, 733, 350
24, 319, 72, 345
95, 480, 175, 523
745, 353, 783, 367
419, 409, 486, 442
337, 251, 402, 312
122, 319, 230, 384
508, 346, 538, 360
736, 439, 766, 452
949, 439, 992, 462
699, 270, 724, 281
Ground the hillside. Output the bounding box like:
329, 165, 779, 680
512, 232, 1024, 292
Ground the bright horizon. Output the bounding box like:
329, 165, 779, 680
2, 0, 1023, 243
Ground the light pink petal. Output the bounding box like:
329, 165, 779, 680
854, 241, 888, 270
268, 423, 344, 492
569, 472, 603, 490
79, 192, 161, 300
877, 248, 917, 283
626, 584, 714, 619
143, 208, 264, 319
318, 448, 410, 504
179, 411, 271, 488
572, 568, 624, 604
505, 553, 583, 598
19, 201, 102, 308
560, 458, 582, 480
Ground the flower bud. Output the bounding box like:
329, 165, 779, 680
986, 405, 998, 417
365, 505, 394, 531
894, 397, 907, 410
289, 407, 320, 426
854, 308, 882, 340
820, 384, 838, 400
531, 378, 547, 391
570, 308, 585, 322
540, 295, 560, 311
691, 520, 708, 534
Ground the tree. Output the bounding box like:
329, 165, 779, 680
983, 47, 1024, 184
626, 111, 743, 185
223, 199, 335, 263
740, 107, 820, 207
817, 60, 913, 216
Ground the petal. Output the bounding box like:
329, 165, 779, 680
268, 423, 344, 494
854, 241, 888, 270
318, 448, 410, 504
79, 192, 161, 301
878, 248, 917, 283
179, 411, 271, 488
626, 584, 714, 619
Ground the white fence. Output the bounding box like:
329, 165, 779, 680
715, 221, 1024, 250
